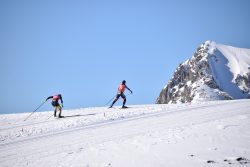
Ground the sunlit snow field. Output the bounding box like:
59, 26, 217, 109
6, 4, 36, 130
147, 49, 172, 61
1, 100, 250, 167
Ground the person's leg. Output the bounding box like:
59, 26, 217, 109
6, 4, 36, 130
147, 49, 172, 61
121, 93, 127, 108
110, 94, 120, 108
58, 105, 62, 118
122, 98, 127, 107
52, 101, 60, 117
52, 101, 57, 117
54, 107, 57, 117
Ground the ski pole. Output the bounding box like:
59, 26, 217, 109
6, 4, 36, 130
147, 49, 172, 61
24, 101, 46, 121
126, 92, 132, 96
104, 95, 117, 106
47, 113, 54, 120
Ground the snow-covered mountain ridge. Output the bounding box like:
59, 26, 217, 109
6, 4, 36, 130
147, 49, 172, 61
156, 41, 250, 104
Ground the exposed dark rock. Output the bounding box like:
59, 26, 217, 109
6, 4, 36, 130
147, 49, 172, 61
207, 160, 216, 163
156, 41, 246, 104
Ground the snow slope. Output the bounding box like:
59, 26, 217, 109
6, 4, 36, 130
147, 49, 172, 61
1, 100, 250, 167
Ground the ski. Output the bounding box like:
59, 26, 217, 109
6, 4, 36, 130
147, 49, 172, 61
120, 106, 130, 109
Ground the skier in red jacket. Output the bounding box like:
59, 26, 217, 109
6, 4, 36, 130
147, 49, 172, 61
109, 80, 133, 108
46, 94, 64, 118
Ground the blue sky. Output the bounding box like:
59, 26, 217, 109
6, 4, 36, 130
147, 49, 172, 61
1, 0, 250, 114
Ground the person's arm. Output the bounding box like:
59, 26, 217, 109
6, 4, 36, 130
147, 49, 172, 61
46, 96, 53, 101
60, 95, 63, 104
126, 86, 133, 94
59, 95, 64, 107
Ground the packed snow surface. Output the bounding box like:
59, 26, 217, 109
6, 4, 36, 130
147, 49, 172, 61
1, 100, 250, 167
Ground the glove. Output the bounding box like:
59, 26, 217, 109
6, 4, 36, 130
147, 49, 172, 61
61, 104, 64, 108
130, 91, 133, 94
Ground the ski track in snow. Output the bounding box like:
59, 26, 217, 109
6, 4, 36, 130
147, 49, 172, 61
0, 100, 237, 145
0, 100, 250, 167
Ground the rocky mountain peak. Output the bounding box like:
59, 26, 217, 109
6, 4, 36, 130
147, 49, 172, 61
156, 41, 250, 104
